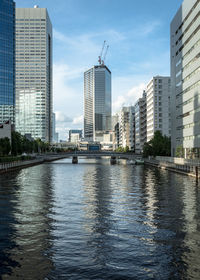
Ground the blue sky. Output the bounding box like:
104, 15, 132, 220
16, 0, 183, 140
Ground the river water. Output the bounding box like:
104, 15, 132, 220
0, 158, 200, 280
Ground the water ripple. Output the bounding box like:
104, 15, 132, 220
0, 159, 200, 279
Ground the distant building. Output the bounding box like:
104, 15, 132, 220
101, 132, 113, 150
146, 76, 171, 142
135, 90, 147, 154
84, 65, 111, 142
69, 129, 82, 143
52, 113, 58, 143
119, 106, 135, 150
55, 132, 59, 143
171, 0, 200, 158
112, 113, 119, 150
0, 121, 12, 142
0, 0, 15, 124
15, 6, 53, 142
113, 122, 119, 150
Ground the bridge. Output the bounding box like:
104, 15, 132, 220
56, 151, 142, 164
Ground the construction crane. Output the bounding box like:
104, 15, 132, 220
98, 40, 106, 65
102, 45, 109, 65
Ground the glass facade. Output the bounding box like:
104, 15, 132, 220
15, 7, 52, 142
0, 0, 15, 124
84, 65, 111, 141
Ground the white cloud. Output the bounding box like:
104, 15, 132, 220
139, 21, 161, 36
53, 63, 83, 113
127, 83, 146, 99
55, 111, 72, 123
73, 115, 83, 125
112, 96, 126, 113
112, 82, 146, 113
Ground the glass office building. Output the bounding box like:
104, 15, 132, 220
84, 65, 111, 141
15, 6, 52, 142
0, 0, 15, 124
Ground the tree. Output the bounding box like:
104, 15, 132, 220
143, 131, 171, 157
175, 145, 184, 158
11, 131, 23, 155
143, 142, 153, 158
0, 137, 11, 156
124, 146, 129, 153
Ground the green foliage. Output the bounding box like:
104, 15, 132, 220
11, 131, 23, 155
11, 131, 51, 156
143, 142, 153, 158
0, 155, 33, 163
175, 145, 184, 158
143, 131, 171, 158
124, 146, 129, 153
115, 146, 130, 153
0, 137, 11, 156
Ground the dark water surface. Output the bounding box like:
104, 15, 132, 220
0, 158, 200, 280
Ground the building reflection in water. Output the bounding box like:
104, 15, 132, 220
82, 161, 114, 268
1, 159, 200, 279
142, 166, 200, 279
0, 164, 54, 280
181, 177, 200, 279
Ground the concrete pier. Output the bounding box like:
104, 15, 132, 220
110, 156, 117, 165
72, 156, 78, 164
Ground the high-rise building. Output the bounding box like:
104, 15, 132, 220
146, 76, 171, 142
84, 65, 111, 142
0, 0, 15, 124
15, 6, 52, 142
171, 0, 200, 158
135, 91, 147, 154
119, 106, 135, 150
52, 112, 57, 143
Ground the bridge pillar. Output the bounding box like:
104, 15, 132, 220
72, 156, 78, 164
110, 156, 116, 165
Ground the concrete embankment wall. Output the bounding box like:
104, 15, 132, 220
145, 156, 200, 179
0, 155, 66, 174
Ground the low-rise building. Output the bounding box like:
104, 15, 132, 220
0, 120, 12, 142
69, 130, 82, 143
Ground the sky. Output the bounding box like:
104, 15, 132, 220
16, 0, 183, 140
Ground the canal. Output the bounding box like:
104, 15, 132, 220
0, 158, 200, 279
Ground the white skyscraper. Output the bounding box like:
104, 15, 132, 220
84, 65, 111, 142
171, 0, 200, 158
15, 6, 52, 142
135, 91, 147, 154
146, 76, 171, 142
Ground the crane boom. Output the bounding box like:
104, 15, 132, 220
102, 45, 109, 65
98, 40, 106, 65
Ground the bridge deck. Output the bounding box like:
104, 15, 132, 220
59, 152, 142, 160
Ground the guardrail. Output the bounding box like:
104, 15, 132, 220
156, 156, 200, 166
0, 158, 44, 173
145, 157, 200, 180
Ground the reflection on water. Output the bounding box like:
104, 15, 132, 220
0, 158, 200, 279
0, 166, 54, 279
